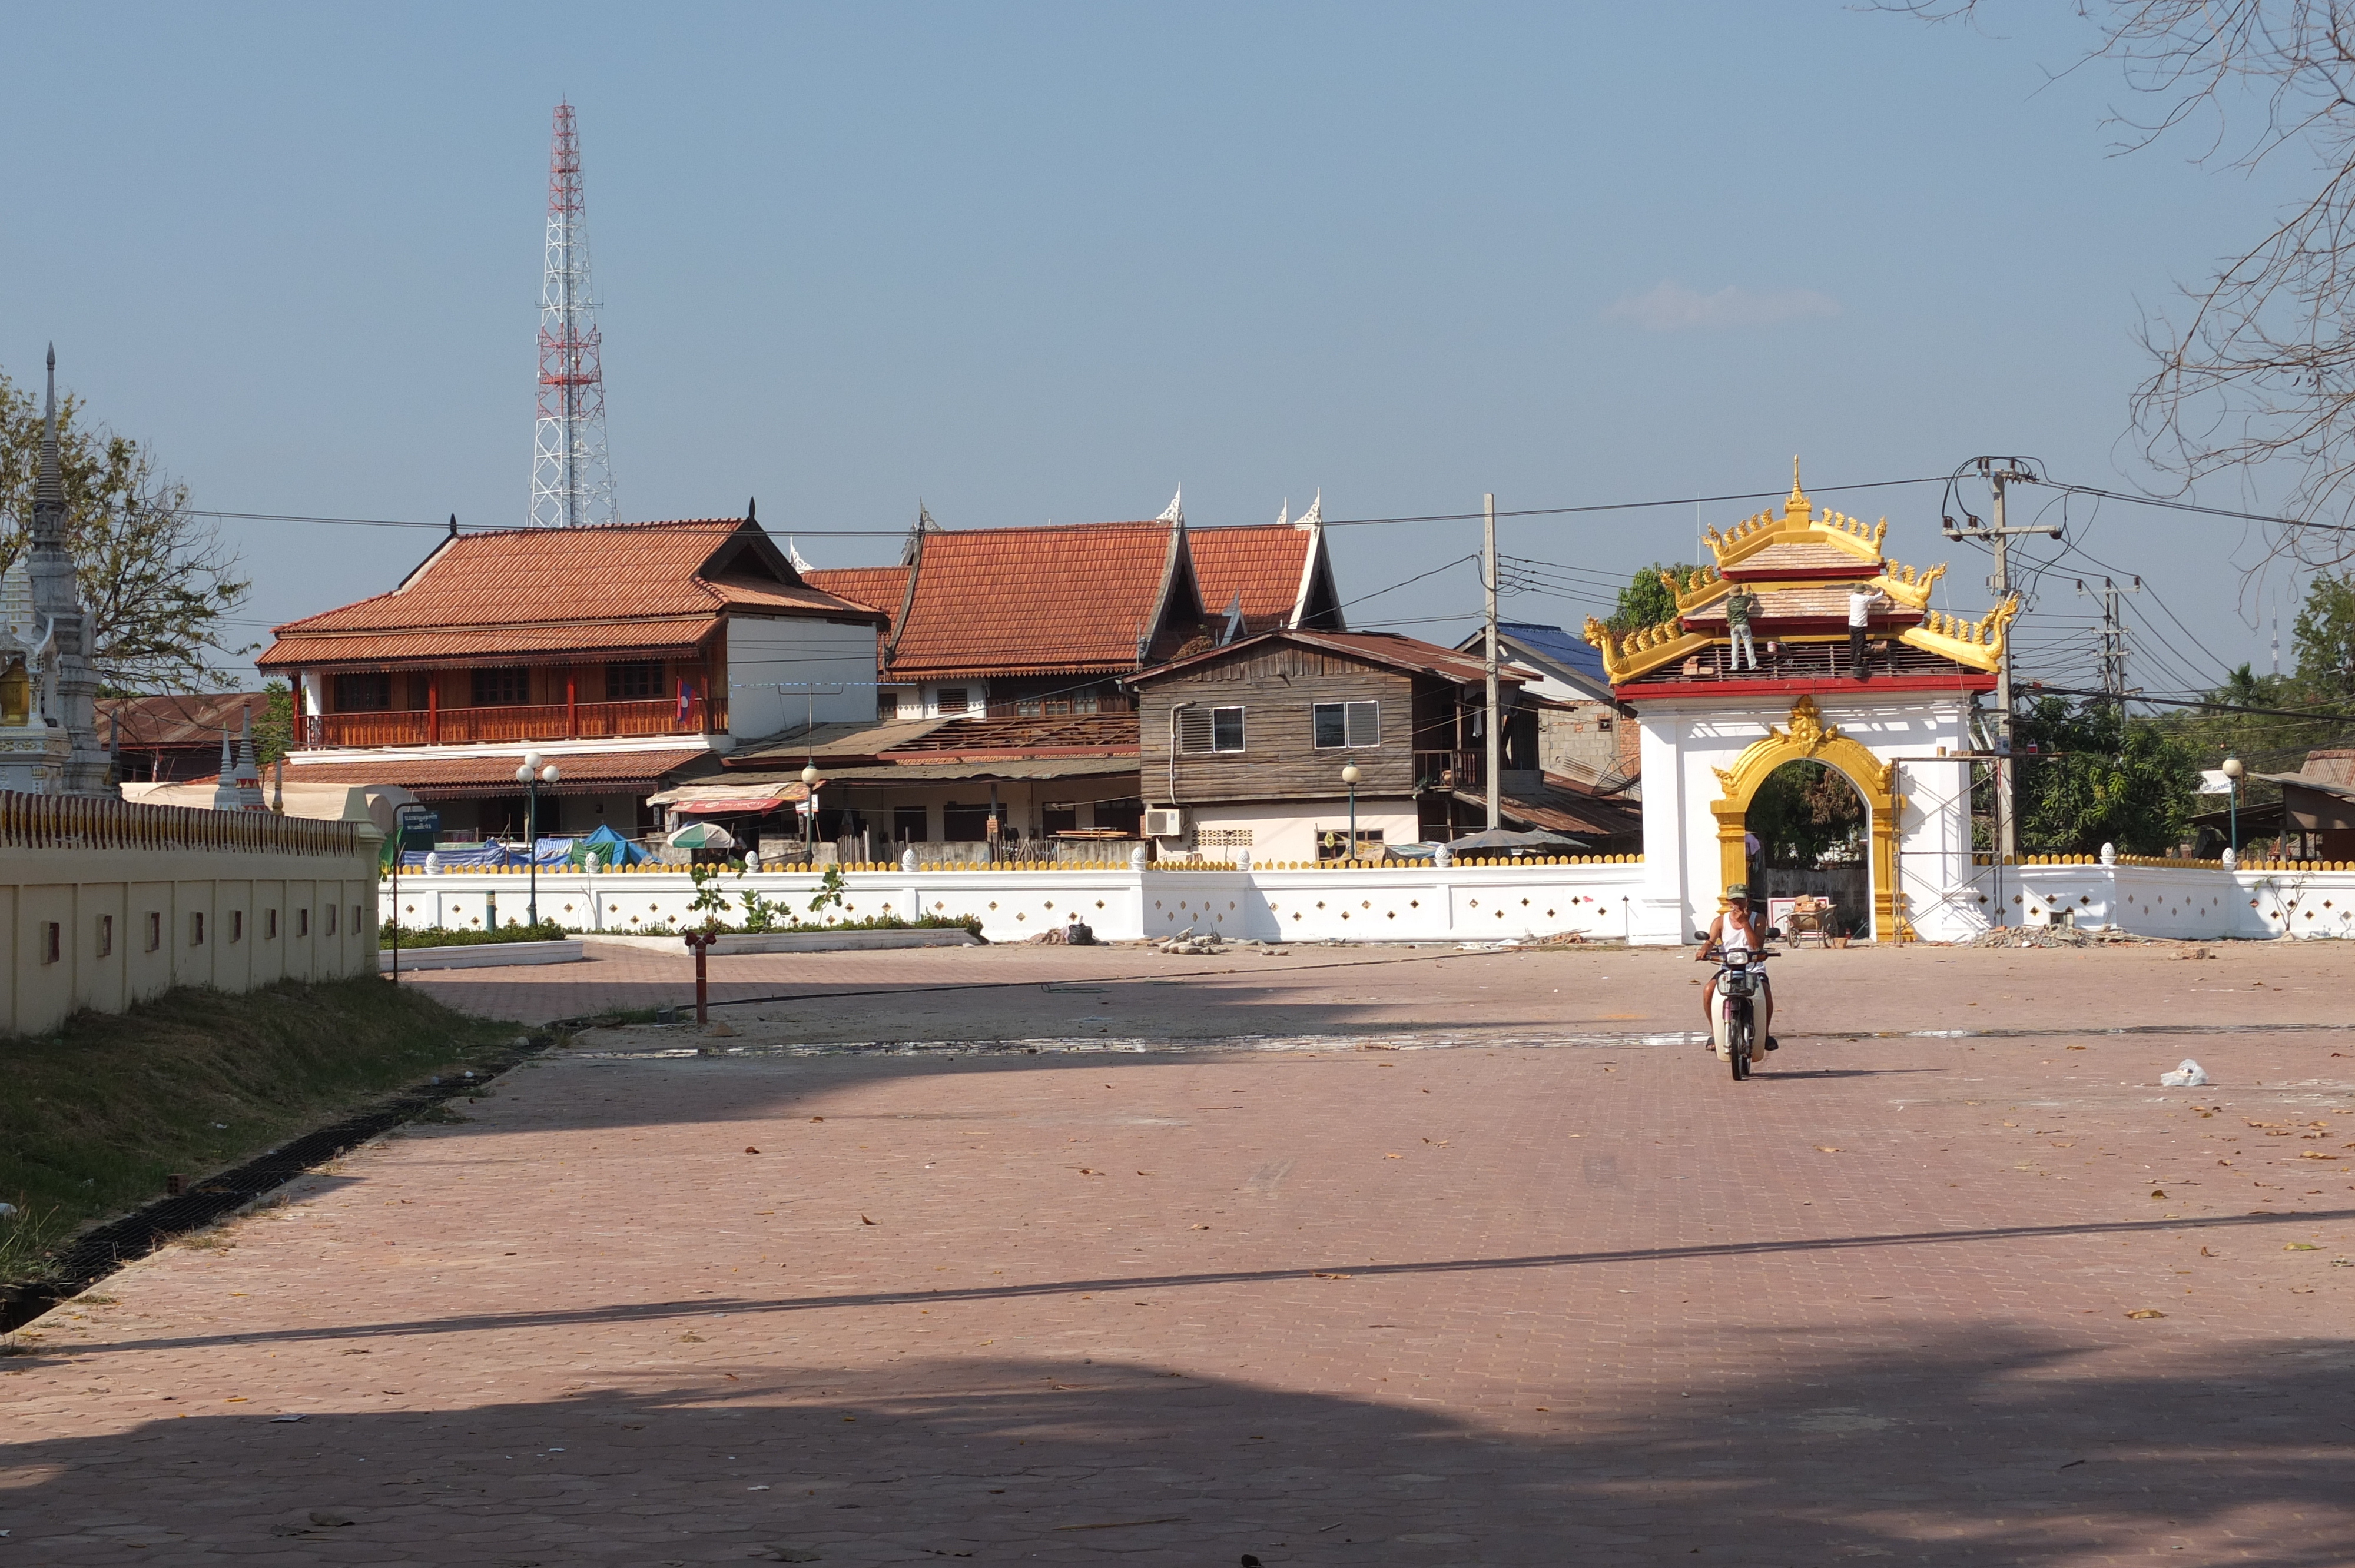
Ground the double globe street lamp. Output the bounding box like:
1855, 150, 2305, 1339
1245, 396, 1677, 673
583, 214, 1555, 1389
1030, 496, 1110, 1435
515, 751, 561, 924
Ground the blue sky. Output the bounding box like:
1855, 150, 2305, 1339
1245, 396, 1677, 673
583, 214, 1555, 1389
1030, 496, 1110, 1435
0, 2, 2318, 694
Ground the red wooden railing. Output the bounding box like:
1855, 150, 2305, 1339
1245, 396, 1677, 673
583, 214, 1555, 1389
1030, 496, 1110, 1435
307, 696, 723, 750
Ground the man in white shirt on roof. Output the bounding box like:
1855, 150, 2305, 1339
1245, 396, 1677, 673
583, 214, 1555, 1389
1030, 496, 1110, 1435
1846, 582, 1885, 681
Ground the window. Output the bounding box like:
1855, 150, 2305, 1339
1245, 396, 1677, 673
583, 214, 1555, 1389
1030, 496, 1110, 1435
1178, 705, 1246, 754
1312, 700, 1381, 749
1040, 802, 1077, 835
893, 805, 928, 843
266, 909, 278, 939
877, 690, 901, 722
327, 903, 339, 936
298, 908, 310, 937
473, 667, 532, 706
353, 905, 363, 935
190, 912, 205, 947
40, 922, 60, 965
145, 911, 162, 952
935, 687, 970, 716
97, 915, 112, 958
606, 661, 662, 700
230, 910, 244, 943
333, 672, 393, 712
941, 802, 991, 841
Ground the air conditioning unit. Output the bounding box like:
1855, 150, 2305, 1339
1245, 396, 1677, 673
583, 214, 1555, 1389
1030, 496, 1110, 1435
1143, 807, 1184, 839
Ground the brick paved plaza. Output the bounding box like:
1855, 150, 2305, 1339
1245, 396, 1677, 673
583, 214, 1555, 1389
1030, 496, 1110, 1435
6, 939, 2354, 1564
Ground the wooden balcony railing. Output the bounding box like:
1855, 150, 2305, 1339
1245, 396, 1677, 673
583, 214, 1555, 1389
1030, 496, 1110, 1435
1415, 749, 1483, 792
306, 695, 724, 750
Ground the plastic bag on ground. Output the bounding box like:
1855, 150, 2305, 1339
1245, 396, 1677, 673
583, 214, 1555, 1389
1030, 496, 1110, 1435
2158, 1059, 2210, 1088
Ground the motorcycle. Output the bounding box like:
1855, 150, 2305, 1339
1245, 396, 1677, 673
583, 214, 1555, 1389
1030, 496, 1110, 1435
1701, 934, 1777, 1081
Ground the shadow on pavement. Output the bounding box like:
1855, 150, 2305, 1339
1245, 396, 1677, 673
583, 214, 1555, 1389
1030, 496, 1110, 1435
8, 1329, 2352, 1564
52, 1207, 2355, 1358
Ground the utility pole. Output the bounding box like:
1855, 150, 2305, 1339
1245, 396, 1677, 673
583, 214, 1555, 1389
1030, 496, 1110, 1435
1483, 492, 1500, 830
1949, 459, 2055, 862
2075, 574, 2141, 702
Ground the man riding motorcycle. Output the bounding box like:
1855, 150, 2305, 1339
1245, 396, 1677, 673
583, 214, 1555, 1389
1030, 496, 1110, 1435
1697, 883, 1776, 1053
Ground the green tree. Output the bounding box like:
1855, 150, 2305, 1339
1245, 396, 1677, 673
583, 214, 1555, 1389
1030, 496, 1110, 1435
0, 361, 251, 693
2011, 696, 2197, 856
1610, 561, 1700, 633
253, 679, 294, 766
2291, 572, 2355, 703
1746, 760, 1866, 868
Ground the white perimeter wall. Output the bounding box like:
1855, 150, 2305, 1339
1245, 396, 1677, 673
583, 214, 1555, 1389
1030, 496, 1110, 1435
389, 861, 1654, 945
725, 615, 880, 740
2003, 861, 2355, 941
5, 842, 384, 1037
1634, 692, 1977, 945
387, 858, 2355, 948
1185, 800, 1420, 863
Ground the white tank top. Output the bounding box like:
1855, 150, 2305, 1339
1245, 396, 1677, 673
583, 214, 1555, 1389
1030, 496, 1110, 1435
1721, 907, 1762, 951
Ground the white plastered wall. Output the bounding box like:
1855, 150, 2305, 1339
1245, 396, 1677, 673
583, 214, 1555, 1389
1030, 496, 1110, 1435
1181, 799, 1420, 863
1630, 691, 1979, 945
724, 616, 880, 739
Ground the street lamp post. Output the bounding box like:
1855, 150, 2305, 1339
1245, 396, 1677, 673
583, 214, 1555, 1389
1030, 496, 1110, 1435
801, 762, 820, 861
1341, 762, 1361, 863
515, 753, 561, 925
2222, 754, 2245, 863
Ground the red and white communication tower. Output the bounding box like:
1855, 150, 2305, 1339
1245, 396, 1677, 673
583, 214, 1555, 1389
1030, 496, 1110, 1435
531, 101, 616, 527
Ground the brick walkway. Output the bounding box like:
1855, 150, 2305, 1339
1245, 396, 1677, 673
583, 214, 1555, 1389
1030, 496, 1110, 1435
6, 944, 2354, 1564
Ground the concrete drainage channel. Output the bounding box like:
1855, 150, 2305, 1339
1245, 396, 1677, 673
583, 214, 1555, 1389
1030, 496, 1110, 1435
0, 1034, 555, 1334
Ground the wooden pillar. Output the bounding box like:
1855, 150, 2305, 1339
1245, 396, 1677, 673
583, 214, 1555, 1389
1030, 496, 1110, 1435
566, 672, 578, 739
427, 677, 440, 745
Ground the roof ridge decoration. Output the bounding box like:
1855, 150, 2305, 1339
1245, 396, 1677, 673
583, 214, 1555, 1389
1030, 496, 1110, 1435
1703, 460, 1886, 571
1900, 595, 2019, 673
1157, 487, 1184, 525
1662, 564, 1730, 614
1872, 559, 1946, 611
1580, 613, 1713, 684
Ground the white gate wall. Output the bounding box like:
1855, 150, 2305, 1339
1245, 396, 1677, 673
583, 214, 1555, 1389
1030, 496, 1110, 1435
387, 860, 1654, 946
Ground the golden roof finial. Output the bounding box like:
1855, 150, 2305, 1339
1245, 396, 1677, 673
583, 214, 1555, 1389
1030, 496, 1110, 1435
1783, 454, 1813, 524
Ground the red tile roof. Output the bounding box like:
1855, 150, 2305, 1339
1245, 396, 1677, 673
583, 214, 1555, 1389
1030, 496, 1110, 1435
281, 746, 711, 798
1189, 524, 1326, 635
258, 518, 881, 671
803, 566, 911, 624
887, 522, 1192, 679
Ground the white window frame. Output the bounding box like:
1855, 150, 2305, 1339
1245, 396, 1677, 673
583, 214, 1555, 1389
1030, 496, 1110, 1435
1311, 699, 1381, 750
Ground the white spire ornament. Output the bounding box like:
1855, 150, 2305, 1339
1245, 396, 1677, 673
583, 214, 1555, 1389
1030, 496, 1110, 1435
1157, 487, 1185, 526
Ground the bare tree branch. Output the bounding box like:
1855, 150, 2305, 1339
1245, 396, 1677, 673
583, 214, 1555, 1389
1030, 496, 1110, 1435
0, 366, 252, 693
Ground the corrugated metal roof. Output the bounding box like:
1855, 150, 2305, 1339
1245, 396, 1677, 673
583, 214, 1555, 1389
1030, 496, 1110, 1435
741, 756, 1142, 783
99, 692, 274, 749
1138, 628, 1534, 687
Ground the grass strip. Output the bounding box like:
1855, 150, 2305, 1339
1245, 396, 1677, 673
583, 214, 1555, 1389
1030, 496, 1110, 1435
0, 978, 517, 1289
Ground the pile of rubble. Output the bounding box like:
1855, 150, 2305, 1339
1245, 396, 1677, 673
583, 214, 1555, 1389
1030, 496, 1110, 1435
1156, 929, 1226, 954
1961, 923, 2160, 949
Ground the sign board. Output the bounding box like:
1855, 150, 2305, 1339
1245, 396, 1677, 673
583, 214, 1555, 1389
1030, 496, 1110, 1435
396, 806, 440, 852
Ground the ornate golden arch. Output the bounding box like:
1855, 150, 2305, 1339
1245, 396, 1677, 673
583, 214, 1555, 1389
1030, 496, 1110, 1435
1709, 696, 1913, 942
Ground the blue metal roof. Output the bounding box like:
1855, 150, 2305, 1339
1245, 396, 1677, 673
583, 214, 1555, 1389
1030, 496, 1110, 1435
1497, 622, 1607, 684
